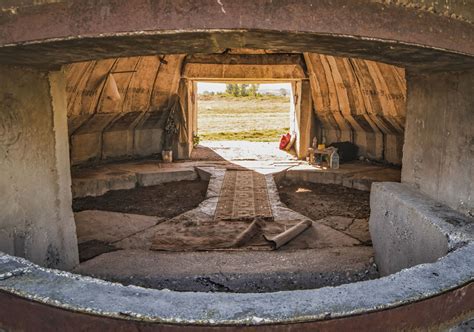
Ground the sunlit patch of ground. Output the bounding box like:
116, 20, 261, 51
196, 140, 296, 161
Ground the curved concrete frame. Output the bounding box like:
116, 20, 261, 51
0, 243, 472, 329
0, 1, 473, 70
0, 1, 473, 330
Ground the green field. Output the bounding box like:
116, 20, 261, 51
197, 94, 291, 142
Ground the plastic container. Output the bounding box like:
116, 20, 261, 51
308, 148, 315, 164
330, 151, 339, 169
162, 150, 173, 163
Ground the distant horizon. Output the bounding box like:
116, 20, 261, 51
197, 82, 291, 95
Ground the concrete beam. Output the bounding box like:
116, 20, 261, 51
0, 1, 473, 71
185, 54, 306, 66
0, 66, 78, 269
183, 55, 306, 81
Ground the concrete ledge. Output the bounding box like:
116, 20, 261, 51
72, 171, 137, 198
137, 168, 197, 187
369, 182, 474, 276
284, 163, 401, 192
72, 165, 200, 198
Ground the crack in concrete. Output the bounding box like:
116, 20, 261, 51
0, 267, 31, 281
195, 276, 233, 292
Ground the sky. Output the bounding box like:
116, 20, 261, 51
197, 82, 291, 94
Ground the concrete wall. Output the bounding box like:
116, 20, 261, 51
0, 66, 78, 269
305, 53, 406, 164
369, 182, 473, 276
65, 52, 406, 165
65, 55, 185, 165
402, 70, 474, 217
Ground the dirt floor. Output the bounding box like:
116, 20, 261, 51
73, 179, 208, 218
278, 179, 372, 245
278, 180, 371, 220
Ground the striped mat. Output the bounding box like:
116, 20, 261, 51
214, 171, 273, 221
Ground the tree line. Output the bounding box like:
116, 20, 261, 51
225, 83, 260, 97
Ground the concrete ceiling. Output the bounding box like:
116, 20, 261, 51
0, 1, 472, 71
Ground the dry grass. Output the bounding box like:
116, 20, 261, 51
200, 128, 290, 142
197, 95, 290, 141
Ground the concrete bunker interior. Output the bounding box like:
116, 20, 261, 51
0, 1, 473, 329
64, 49, 406, 292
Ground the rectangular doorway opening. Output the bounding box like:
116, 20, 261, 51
192, 81, 297, 162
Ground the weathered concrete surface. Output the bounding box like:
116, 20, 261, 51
183, 54, 306, 81
74, 210, 162, 245
370, 182, 474, 276
70, 113, 118, 164
74, 248, 377, 293
71, 168, 137, 198
0, 243, 472, 329
402, 69, 474, 217
136, 168, 197, 187
133, 111, 166, 158
71, 162, 198, 198
102, 112, 144, 159
66, 54, 184, 165
305, 53, 406, 165
375, 0, 474, 23
0, 66, 78, 269
65, 51, 407, 165
284, 162, 401, 191
74, 210, 164, 261
0, 1, 473, 71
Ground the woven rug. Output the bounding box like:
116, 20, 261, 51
214, 171, 273, 221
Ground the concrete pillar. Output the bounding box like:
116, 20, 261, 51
192, 81, 198, 140
289, 82, 297, 134
0, 66, 79, 269
295, 80, 313, 159
401, 69, 473, 217
175, 78, 192, 159
185, 80, 198, 155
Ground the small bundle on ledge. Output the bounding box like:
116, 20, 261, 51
162, 94, 188, 162
328, 141, 358, 163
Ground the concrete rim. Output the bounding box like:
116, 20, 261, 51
0, 242, 473, 326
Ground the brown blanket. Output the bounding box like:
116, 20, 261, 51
150, 213, 311, 252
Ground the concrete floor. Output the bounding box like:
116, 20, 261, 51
71, 144, 401, 292
74, 248, 377, 292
